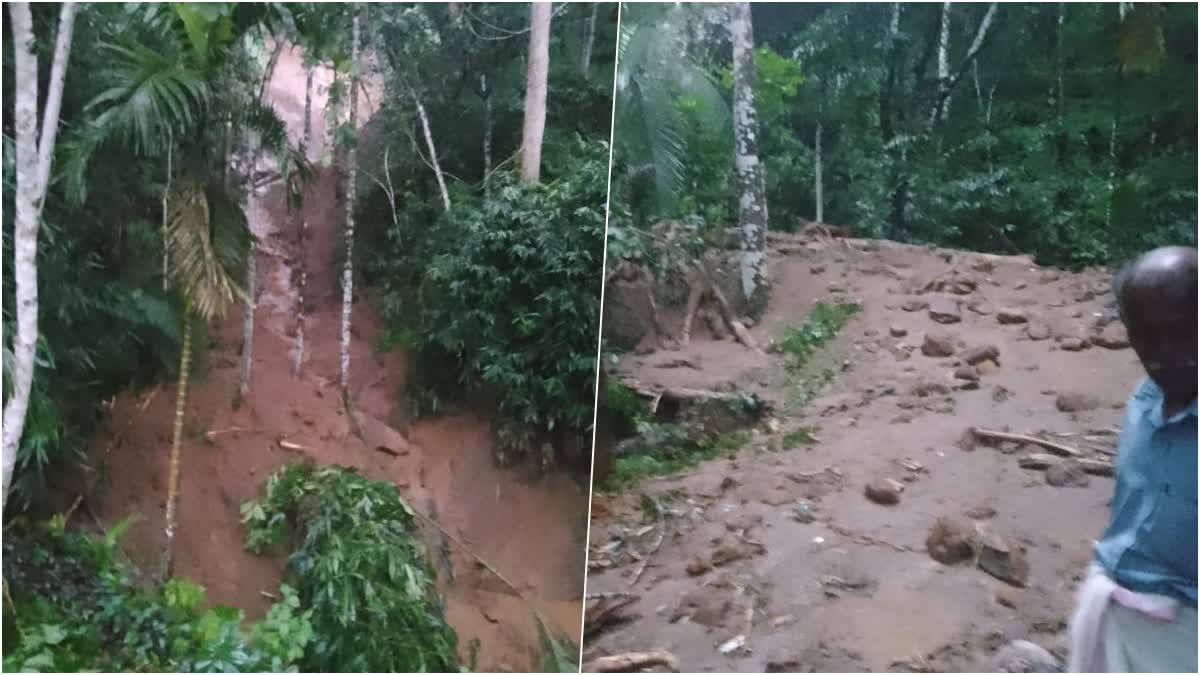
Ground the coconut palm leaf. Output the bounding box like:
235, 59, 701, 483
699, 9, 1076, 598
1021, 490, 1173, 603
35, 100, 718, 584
166, 177, 248, 322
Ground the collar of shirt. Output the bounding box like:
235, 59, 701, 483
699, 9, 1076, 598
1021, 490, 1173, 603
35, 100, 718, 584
1131, 378, 1198, 428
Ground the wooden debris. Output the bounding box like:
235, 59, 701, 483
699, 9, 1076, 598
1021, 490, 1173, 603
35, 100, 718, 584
971, 427, 1082, 457
582, 650, 680, 673
1017, 453, 1113, 476
585, 593, 639, 631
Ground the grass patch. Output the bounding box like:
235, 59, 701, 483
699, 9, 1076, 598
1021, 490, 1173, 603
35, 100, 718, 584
780, 302, 859, 369
601, 428, 749, 491
781, 425, 820, 448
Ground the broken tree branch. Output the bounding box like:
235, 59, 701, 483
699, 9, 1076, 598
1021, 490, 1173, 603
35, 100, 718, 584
582, 650, 681, 673
971, 427, 1081, 457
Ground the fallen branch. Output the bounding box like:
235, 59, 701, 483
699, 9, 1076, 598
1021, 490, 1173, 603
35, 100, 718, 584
970, 427, 1081, 457
206, 426, 265, 440
582, 650, 680, 673
630, 497, 664, 587
1018, 453, 1114, 476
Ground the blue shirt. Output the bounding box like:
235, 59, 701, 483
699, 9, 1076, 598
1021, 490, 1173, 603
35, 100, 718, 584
1094, 378, 1198, 607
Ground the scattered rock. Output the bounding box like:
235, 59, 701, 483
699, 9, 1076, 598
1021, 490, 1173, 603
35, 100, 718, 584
1014, 281, 1028, 290
725, 513, 764, 534
1026, 323, 1051, 341
811, 264, 826, 274
996, 588, 1019, 609
1058, 337, 1088, 352
968, 300, 995, 316
889, 325, 908, 338
997, 308, 1028, 325
901, 298, 929, 312
929, 298, 962, 324
991, 640, 1060, 673
890, 414, 913, 424
1055, 392, 1100, 413
973, 259, 996, 273
1094, 322, 1130, 349
954, 366, 980, 382
1039, 271, 1061, 284
966, 506, 997, 520
921, 332, 957, 357
926, 517, 974, 564
711, 540, 766, 566
992, 386, 1013, 402
1045, 459, 1090, 488
976, 359, 1000, 376
976, 527, 1030, 587
962, 344, 1000, 365
686, 557, 713, 577
864, 478, 904, 505
910, 381, 952, 397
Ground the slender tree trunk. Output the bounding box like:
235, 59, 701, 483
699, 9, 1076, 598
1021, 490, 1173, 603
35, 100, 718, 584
292, 217, 307, 378
520, 2, 552, 185
302, 65, 314, 160
481, 74, 493, 200
931, 2, 998, 125
581, 3, 597, 76
1056, 2, 1065, 125
730, 1, 769, 317
2, 2, 76, 513
412, 86, 452, 211
814, 119, 823, 224
340, 4, 361, 395
237, 42, 283, 405
160, 315, 192, 581
163, 141, 172, 290
930, 1, 952, 127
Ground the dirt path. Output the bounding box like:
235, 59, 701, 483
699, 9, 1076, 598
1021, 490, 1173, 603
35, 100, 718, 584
586, 237, 1138, 672
76, 44, 585, 672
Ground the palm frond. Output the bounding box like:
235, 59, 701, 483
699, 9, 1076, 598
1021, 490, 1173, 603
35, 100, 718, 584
166, 177, 246, 322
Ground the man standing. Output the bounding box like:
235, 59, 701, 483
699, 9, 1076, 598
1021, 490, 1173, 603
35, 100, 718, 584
1069, 246, 1198, 672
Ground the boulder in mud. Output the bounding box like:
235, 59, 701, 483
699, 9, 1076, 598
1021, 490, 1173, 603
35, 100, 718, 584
901, 298, 929, 312
975, 527, 1030, 587
864, 478, 904, 505
1026, 323, 1051, 341
926, 517, 974, 564
997, 308, 1028, 325
954, 366, 980, 382
1057, 336, 1089, 351
1094, 322, 1130, 349
962, 344, 1000, 365
976, 359, 1000, 376
889, 325, 908, 338
991, 640, 1060, 673
921, 331, 957, 357
928, 298, 962, 324
1055, 392, 1100, 413
686, 557, 713, 576
968, 300, 995, 316
1045, 459, 1090, 488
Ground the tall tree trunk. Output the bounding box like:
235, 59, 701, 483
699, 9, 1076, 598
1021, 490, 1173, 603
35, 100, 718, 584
237, 38, 284, 404
2, 2, 77, 513
930, 1, 952, 126
581, 3, 597, 76
160, 315, 192, 581
730, 1, 769, 317
1056, 2, 1065, 125
162, 141, 172, 290
412, 85, 452, 211
481, 73, 493, 199
814, 119, 823, 224
930, 2, 998, 126
302, 65, 314, 160
520, 2, 552, 185
340, 4, 361, 395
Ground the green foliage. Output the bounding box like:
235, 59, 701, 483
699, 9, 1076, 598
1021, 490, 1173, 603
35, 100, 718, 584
367, 141, 607, 460
534, 617, 579, 673
600, 427, 749, 491
781, 426, 819, 448
779, 302, 859, 369
2, 518, 311, 673
241, 464, 460, 672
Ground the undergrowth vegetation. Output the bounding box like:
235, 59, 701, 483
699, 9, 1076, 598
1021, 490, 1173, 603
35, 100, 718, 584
600, 428, 749, 492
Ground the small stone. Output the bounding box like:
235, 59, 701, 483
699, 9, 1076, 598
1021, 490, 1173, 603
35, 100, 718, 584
954, 366, 980, 382
1058, 337, 1088, 351
995, 588, 1019, 609
962, 344, 1000, 365
1046, 459, 1090, 488
1094, 322, 1130, 349
992, 386, 1013, 402
686, 557, 713, 577
1026, 323, 1051, 341
1055, 392, 1100, 413
890, 325, 908, 338
890, 414, 913, 424
976, 528, 1030, 587
968, 300, 994, 316
997, 308, 1028, 325
865, 478, 904, 505
976, 359, 1000, 376
966, 506, 997, 520
991, 640, 1060, 673
926, 517, 974, 564
929, 299, 962, 324
811, 265, 826, 274
1014, 282, 1028, 290
901, 298, 930, 312
921, 332, 957, 357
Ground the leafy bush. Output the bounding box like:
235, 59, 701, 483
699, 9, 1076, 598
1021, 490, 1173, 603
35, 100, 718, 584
368, 140, 607, 462
1, 517, 311, 673
779, 302, 859, 369
241, 464, 460, 672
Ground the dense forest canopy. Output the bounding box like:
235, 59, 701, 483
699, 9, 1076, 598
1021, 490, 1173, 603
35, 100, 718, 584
611, 2, 1197, 271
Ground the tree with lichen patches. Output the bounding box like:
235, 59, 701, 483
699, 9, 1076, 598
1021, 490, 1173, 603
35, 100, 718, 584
729, 1, 770, 318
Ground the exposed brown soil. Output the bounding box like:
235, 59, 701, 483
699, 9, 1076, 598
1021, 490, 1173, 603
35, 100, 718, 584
69, 44, 585, 672
586, 235, 1137, 672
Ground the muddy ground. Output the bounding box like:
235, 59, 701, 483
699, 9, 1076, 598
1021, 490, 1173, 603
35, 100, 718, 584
586, 234, 1138, 672
67, 44, 586, 672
